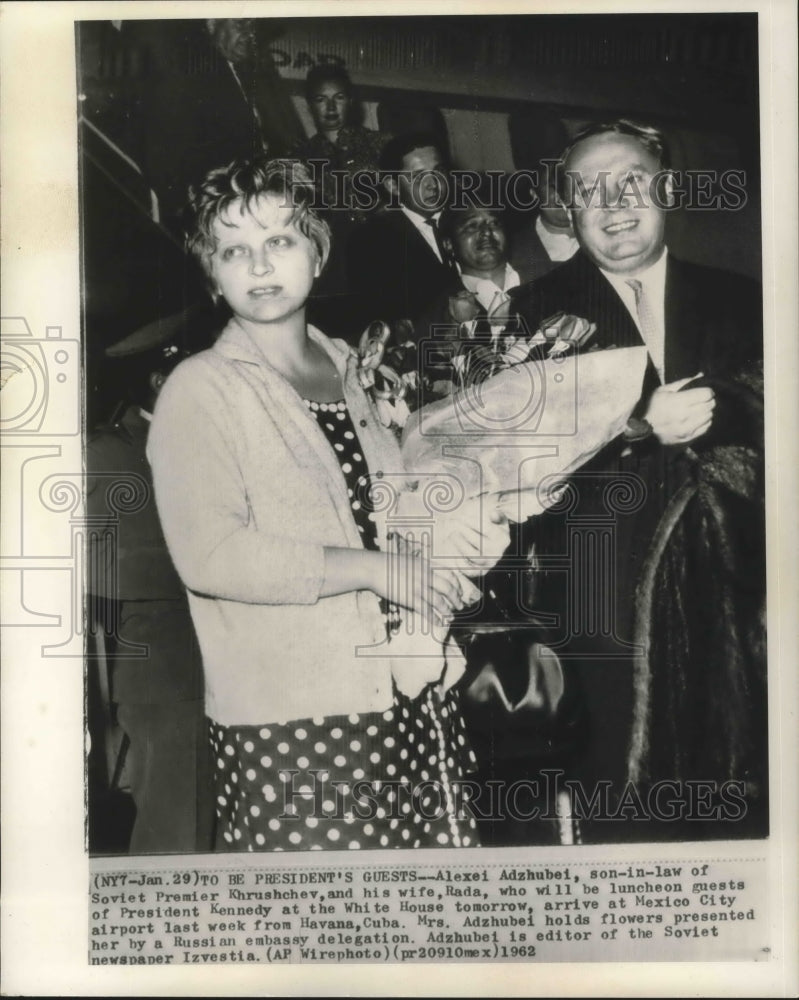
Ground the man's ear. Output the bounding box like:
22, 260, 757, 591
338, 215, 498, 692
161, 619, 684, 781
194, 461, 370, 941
149, 371, 167, 396
382, 174, 399, 203
662, 171, 675, 208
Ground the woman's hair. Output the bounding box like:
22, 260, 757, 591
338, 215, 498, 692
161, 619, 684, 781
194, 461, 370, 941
303, 64, 353, 102
185, 158, 331, 280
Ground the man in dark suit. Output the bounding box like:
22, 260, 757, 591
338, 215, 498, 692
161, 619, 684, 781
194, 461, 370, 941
506, 107, 579, 285
414, 184, 520, 337
78, 19, 268, 233
511, 119, 764, 842
347, 131, 457, 329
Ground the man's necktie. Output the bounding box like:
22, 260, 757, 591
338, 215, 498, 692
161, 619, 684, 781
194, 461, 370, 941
626, 277, 664, 383
426, 217, 458, 275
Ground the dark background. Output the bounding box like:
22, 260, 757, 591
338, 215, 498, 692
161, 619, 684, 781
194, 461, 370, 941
78, 12, 763, 854
77, 12, 761, 426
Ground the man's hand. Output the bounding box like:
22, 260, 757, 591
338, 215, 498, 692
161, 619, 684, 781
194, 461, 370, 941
644, 373, 716, 445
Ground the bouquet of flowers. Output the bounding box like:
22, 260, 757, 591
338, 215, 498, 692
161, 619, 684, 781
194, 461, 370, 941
402, 342, 649, 523
356, 314, 649, 718
357, 307, 602, 433
356, 320, 420, 431
357, 308, 649, 520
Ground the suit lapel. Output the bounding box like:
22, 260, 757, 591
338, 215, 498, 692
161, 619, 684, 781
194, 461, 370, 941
397, 211, 444, 268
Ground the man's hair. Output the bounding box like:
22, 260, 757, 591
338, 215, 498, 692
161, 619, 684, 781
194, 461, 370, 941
378, 131, 447, 174
303, 64, 353, 101
437, 174, 508, 241
559, 118, 671, 202
185, 158, 331, 280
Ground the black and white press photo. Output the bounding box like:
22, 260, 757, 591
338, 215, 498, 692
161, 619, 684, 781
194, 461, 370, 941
3, 1, 798, 992
78, 11, 769, 860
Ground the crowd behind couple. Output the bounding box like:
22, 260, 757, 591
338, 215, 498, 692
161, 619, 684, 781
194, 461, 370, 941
88, 64, 766, 857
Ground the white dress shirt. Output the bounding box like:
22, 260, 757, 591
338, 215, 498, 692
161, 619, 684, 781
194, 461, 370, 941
461, 263, 521, 315
600, 247, 668, 382
535, 214, 579, 262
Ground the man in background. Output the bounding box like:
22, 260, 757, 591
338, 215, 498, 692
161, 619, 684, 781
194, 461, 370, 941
411, 181, 523, 383
87, 313, 215, 853
507, 106, 579, 284
348, 131, 458, 329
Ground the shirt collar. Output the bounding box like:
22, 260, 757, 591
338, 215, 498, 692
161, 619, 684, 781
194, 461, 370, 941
461, 263, 521, 312
535, 214, 579, 262
600, 245, 668, 300
400, 205, 441, 228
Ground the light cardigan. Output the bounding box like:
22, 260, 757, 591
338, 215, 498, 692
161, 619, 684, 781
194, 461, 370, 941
148, 321, 453, 726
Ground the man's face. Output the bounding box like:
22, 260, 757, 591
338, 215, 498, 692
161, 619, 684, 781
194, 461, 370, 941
446, 208, 507, 277
394, 146, 447, 217
308, 80, 351, 136
565, 132, 669, 275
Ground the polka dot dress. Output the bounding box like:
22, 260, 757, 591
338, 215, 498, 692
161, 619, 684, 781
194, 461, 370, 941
209, 398, 479, 852
211, 685, 478, 851
304, 398, 401, 634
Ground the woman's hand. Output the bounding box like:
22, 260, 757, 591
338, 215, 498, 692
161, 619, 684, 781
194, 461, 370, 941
321, 547, 479, 627
375, 536, 482, 627
434, 499, 510, 577
393, 494, 511, 578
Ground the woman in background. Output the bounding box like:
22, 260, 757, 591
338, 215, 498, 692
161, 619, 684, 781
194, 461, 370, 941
291, 66, 390, 338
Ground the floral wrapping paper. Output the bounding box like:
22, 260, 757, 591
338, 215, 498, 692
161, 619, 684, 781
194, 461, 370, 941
400, 345, 649, 521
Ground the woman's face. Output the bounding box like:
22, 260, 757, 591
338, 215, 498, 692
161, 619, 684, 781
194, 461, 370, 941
210, 194, 321, 328
308, 80, 351, 136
